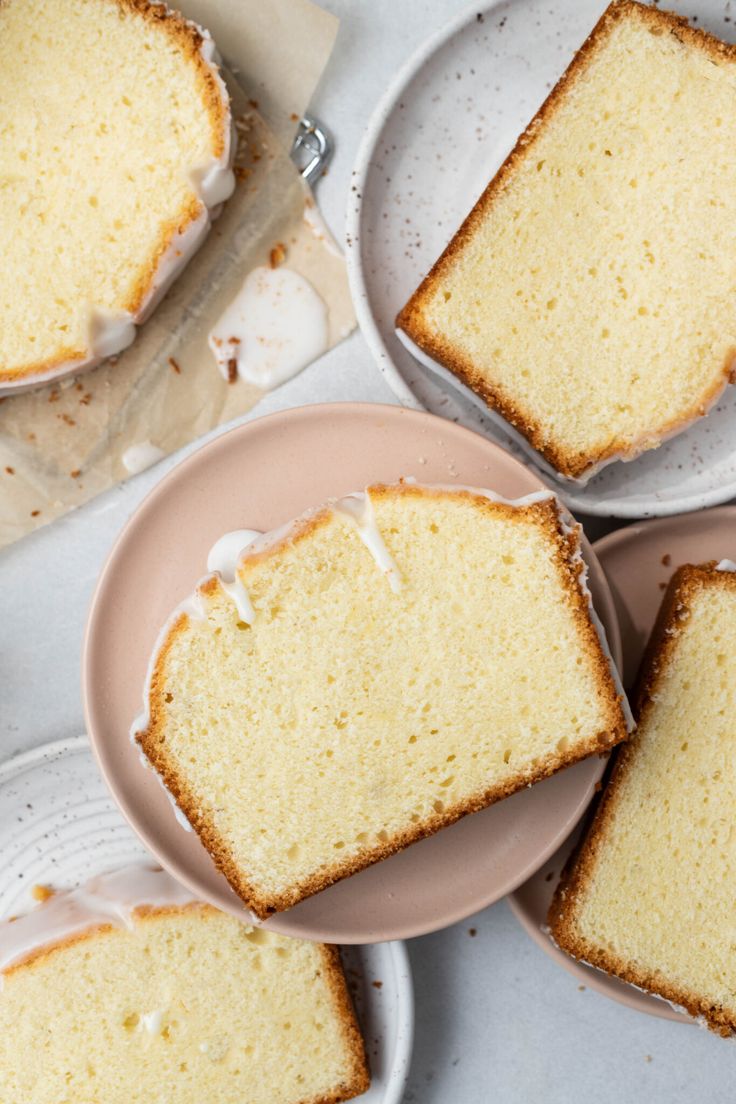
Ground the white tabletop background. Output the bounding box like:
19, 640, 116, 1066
1, 1, 733, 1100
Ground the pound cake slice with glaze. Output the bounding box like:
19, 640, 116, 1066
134, 482, 630, 918
550, 563, 736, 1036
0, 0, 234, 393
396, 0, 736, 481
0, 865, 369, 1103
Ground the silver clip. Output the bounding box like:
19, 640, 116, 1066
291, 115, 333, 185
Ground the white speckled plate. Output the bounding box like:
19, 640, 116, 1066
347, 0, 736, 518
0, 737, 414, 1104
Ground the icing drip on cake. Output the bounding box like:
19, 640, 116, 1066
333, 492, 404, 595
207, 529, 263, 583
207, 528, 263, 624
0, 866, 198, 977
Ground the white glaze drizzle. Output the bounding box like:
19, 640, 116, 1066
583, 580, 634, 732
0, 11, 235, 397
134, 206, 212, 325
716, 559, 736, 572
88, 307, 137, 359
220, 578, 257, 625
208, 266, 329, 390
122, 441, 166, 475
207, 529, 263, 583
207, 528, 263, 626
332, 491, 404, 594
189, 36, 235, 207
418, 483, 554, 508
0, 866, 198, 976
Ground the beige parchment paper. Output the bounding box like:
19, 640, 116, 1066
0, 0, 353, 549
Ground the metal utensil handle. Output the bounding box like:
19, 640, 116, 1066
291, 115, 333, 185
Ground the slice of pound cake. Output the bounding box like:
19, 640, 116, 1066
0, 866, 369, 1103
0, 0, 234, 393
134, 482, 630, 918
396, 1, 736, 481
549, 563, 736, 1035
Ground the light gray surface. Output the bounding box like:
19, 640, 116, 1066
0, 1, 731, 1100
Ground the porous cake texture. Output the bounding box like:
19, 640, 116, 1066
397, 0, 736, 481
550, 563, 736, 1035
0, 0, 233, 391
136, 482, 629, 918
0, 877, 369, 1103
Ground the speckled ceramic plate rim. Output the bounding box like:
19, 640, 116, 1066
346, 0, 493, 413
370, 939, 415, 1104
0, 735, 89, 782
345, 0, 736, 520
0, 736, 414, 1104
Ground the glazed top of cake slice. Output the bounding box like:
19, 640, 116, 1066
0, 865, 198, 974
0, 865, 369, 1104
549, 562, 736, 1036
397, 0, 736, 480
0, 0, 234, 390
135, 482, 630, 919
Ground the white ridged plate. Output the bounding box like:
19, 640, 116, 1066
0, 738, 414, 1104
347, 0, 736, 518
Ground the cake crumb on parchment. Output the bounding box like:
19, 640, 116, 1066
269, 242, 287, 268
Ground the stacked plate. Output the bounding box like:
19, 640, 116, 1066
346, 0, 736, 521
336, 0, 736, 1037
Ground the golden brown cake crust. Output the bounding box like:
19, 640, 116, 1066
312, 945, 372, 1104
0, 0, 230, 386
396, 0, 736, 480
548, 563, 736, 1036
137, 483, 629, 919
113, 0, 228, 314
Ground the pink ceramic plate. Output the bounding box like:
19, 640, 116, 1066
508, 505, 736, 1022
84, 402, 621, 943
